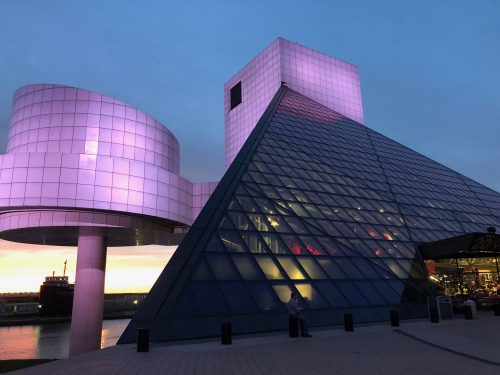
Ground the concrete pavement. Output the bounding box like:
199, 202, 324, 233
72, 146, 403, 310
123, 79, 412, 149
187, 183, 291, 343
11, 312, 500, 375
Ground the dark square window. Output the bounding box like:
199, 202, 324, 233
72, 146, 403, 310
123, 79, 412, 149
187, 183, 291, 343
230, 81, 242, 109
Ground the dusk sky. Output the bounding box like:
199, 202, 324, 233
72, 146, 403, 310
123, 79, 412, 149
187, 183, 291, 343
0, 0, 499, 293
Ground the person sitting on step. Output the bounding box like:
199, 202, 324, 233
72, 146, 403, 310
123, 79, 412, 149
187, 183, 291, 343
286, 292, 312, 337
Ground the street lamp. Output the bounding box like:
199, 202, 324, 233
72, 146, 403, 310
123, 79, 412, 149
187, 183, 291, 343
486, 227, 499, 281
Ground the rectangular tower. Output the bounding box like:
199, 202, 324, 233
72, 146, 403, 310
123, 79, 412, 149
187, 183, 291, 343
224, 37, 364, 168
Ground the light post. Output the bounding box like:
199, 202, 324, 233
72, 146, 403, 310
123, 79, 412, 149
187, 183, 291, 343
487, 227, 499, 280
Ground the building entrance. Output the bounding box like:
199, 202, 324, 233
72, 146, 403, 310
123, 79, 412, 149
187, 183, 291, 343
425, 257, 500, 297
418, 228, 500, 309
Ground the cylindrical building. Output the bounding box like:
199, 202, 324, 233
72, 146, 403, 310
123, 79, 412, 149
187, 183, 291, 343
0, 84, 209, 355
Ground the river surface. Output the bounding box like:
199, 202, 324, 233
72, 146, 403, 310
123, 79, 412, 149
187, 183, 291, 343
0, 319, 130, 360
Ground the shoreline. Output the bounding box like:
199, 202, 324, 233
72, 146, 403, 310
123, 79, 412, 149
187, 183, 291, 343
0, 313, 134, 327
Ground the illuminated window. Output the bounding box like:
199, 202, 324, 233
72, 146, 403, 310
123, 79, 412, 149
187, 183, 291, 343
272, 284, 293, 303
383, 232, 394, 241
256, 257, 284, 279
277, 257, 306, 279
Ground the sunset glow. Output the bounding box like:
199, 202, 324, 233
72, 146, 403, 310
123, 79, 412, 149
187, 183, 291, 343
0, 239, 176, 293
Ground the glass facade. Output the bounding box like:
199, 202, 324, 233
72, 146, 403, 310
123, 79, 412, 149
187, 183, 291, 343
120, 87, 500, 342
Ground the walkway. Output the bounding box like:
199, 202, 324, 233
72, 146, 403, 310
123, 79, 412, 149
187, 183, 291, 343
11, 313, 500, 375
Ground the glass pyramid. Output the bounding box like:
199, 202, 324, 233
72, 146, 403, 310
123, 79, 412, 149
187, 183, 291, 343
119, 87, 500, 343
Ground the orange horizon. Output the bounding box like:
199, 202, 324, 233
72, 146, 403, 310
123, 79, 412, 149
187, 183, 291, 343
0, 239, 176, 294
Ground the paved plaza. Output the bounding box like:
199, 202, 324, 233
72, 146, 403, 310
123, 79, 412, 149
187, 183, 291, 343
10, 312, 500, 375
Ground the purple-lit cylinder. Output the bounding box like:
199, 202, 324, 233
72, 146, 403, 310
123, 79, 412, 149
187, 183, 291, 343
8, 84, 180, 173
0, 84, 195, 231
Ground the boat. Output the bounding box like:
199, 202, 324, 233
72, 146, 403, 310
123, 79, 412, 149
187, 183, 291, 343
38, 260, 74, 317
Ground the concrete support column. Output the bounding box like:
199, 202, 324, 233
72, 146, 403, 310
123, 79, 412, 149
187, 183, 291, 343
69, 228, 107, 356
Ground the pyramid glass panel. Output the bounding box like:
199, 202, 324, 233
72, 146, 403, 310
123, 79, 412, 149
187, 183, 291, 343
231, 254, 264, 280
120, 87, 500, 343
219, 282, 259, 314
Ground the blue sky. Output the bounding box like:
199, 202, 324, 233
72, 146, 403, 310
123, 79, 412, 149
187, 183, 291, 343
1, 0, 499, 191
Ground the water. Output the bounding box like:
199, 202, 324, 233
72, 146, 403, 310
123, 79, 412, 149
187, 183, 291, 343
0, 319, 130, 360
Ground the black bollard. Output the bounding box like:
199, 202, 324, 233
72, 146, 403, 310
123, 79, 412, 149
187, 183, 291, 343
429, 307, 439, 323
137, 328, 149, 352
221, 322, 232, 345
288, 316, 299, 337
465, 305, 473, 320
344, 313, 353, 332
390, 310, 399, 327
493, 304, 500, 316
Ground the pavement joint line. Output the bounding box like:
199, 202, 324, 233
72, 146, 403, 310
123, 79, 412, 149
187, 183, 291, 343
394, 329, 500, 367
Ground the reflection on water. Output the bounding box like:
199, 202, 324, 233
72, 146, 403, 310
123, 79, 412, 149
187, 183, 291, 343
0, 319, 130, 360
